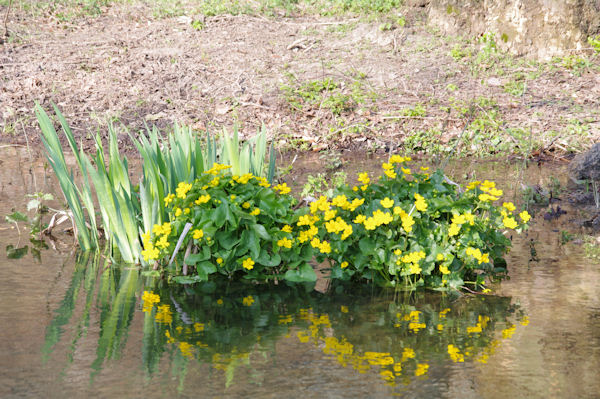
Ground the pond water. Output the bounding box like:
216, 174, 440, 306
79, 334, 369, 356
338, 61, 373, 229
1, 147, 599, 398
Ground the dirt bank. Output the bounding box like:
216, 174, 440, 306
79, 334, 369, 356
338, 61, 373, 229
1, 1, 599, 158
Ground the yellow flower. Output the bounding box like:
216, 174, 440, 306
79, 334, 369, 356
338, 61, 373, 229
353, 214, 366, 224
216, 299, 224, 305
401, 348, 415, 360
281, 225, 293, 233
164, 193, 175, 206
439, 265, 450, 274
380, 197, 394, 208
340, 305, 349, 313
216, 257, 223, 265
319, 240, 331, 254
176, 182, 192, 199
277, 237, 293, 249
195, 194, 211, 205
142, 245, 160, 262
384, 168, 397, 179
414, 193, 427, 212
464, 211, 475, 225
401, 167, 411, 175
420, 166, 430, 172
242, 201, 251, 209
452, 214, 466, 225
340, 261, 349, 269
503, 216, 518, 229
156, 235, 169, 249
242, 295, 255, 306
448, 223, 460, 236
358, 172, 370, 185
273, 182, 291, 195
466, 180, 481, 190
519, 210, 531, 223
193, 229, 204, 240
174, 207, 182, 217
242, 257, 255, 270
250, 208, 261, 216
436, 253, 445, 261
502, 202, 516, 212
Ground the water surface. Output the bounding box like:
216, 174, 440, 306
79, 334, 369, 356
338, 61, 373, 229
1, 148, 599, 398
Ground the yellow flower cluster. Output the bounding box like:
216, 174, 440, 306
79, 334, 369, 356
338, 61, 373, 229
448, 212, 473, 237
142, 290, 160, 313
176, 181, 192, 199
380, 197, 394, 208
192, 229, 204, 240
273, 182, 291, 195
164, 193, 175, 206
465, 247, 490, 264
310, 237, 331, 254
389, 155, 411, 164
363, 209, 393, 230
477, 180, 503, 201
204, 163, 231, 175
414, 193, 427, 212
393, 207, 415, 233
194, 194, 210, 205
277, 237, 293, 249
382, 162, 397, 179
310, 196, 331, 214
325, 217, 353, 240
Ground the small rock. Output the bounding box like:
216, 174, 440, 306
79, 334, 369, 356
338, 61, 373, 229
569, 143, 600, 182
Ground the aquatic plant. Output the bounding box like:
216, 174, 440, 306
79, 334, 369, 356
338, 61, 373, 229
148, 156, 529, 290
308, 156, 530, 290
141, 163, 317, 283
35, 104, 276, 263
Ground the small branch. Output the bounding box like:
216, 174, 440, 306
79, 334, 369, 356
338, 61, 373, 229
3, 0, 12, 40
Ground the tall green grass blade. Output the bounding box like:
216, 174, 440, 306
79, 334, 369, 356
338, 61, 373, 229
267, 142, 276, 184
35, 104, 96, 250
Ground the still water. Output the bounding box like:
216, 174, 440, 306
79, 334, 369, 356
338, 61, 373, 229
1, 147, 599, 398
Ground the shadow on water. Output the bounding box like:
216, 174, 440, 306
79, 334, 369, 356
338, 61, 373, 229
41, 252, 527, 397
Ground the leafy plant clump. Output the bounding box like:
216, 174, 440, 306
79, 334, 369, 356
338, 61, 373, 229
145, 157, 530, 291
141, 164, 317, 284
305, 156, 531, 290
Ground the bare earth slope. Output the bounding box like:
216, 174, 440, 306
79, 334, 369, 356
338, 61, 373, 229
1, 2, 599, 157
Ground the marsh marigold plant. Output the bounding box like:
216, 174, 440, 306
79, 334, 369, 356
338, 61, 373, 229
141, 158, 530, 290
306, 156, 530, 290
141, 163, 317, 283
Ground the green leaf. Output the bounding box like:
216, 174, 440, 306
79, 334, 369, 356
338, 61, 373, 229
6, 245, 28, 259
197, 261, 217, 275
215, 231, 239, 250
257, 250, 281, 267
5, 211, 28, 223
251, 223, 271, 240
185, 247, 211, 265
359, 237, 376, 254
284, 263, 317, 282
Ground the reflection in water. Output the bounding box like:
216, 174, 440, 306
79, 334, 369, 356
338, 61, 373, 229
42, 253, 528, 395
